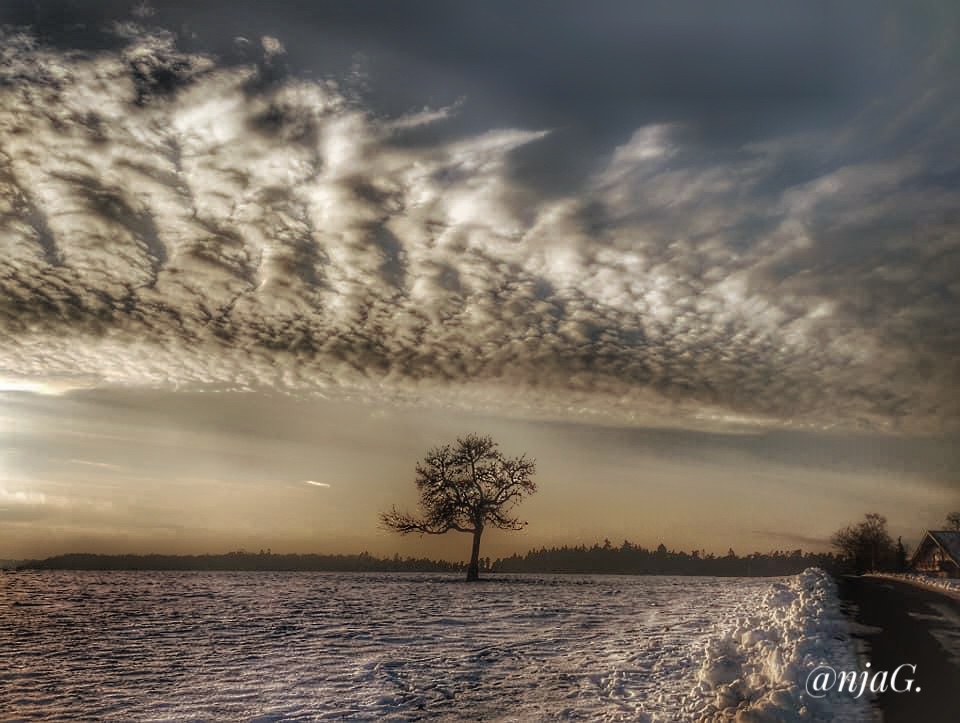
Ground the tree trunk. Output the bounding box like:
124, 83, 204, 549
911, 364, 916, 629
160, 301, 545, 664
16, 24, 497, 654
466, 527, 483, 581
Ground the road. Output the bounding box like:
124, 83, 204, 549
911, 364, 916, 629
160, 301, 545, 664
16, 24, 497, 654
837, 575, 960, 722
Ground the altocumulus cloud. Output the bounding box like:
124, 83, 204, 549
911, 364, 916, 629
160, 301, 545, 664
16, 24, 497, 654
0, 20, 958, 434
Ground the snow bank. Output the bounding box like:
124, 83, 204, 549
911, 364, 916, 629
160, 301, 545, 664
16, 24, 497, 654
681, 568, 866, 721
870, 572, 960, 595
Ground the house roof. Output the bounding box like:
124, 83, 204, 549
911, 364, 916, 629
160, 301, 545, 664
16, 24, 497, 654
911, 530, 960, 568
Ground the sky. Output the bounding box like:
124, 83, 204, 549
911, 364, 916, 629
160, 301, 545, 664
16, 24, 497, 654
1, 1, 958, 561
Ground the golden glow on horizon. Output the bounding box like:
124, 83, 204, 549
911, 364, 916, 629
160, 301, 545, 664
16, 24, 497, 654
0, 374, 98, 396
0, 386, 956, 562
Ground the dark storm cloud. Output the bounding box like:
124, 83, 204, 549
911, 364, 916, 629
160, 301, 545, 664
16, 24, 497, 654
0, 2, 899, 155
1, 3, 959, 433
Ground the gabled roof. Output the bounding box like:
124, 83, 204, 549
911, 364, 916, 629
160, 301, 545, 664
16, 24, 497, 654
910, 530, 960, 568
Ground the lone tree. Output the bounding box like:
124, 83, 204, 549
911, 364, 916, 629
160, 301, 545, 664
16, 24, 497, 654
380, 434, 537, 581
946, 512, 960, 531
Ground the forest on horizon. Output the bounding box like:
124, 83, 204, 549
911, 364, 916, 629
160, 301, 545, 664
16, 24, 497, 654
15, 540, 842, 577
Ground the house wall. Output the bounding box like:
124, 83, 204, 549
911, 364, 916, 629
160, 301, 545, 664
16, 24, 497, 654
912, 541, 960, 578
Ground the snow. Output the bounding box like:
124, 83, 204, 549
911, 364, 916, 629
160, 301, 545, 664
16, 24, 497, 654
683, 568, 868, 721
0, 569, 866, 721
869, 572, 960, 596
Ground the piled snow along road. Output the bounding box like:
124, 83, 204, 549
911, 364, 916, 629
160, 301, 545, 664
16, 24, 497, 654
681, 568, 866, 721
870, 572, 960, 595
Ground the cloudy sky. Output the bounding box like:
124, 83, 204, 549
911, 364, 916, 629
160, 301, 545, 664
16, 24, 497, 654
1, 1, 958, 561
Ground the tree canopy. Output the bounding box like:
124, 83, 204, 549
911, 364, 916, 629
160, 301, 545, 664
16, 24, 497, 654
830, 512, 897, 573
946, 511, 960, 531
380, 433, 536, 581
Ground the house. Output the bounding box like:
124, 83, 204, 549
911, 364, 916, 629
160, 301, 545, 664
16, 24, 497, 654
909, 530, 960, 578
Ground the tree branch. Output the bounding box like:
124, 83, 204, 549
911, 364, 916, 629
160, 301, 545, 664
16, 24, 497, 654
380, 508, 475, 535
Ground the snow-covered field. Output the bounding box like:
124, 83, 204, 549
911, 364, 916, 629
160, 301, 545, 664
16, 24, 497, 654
1, 569, 866, 721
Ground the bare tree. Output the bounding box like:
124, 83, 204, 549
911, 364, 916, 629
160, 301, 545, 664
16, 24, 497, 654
830, 512, 896, 573
946, 512, 960, 531
380, 434, 537, 581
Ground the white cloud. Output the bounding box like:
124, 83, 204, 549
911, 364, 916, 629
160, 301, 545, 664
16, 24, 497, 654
1, 26, 957, 435
68, 459, 125, 471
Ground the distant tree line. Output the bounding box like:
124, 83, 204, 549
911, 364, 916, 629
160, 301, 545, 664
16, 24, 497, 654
21, 551, 465, 573
19, 543, 840, 576
489, 540, 841, 576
